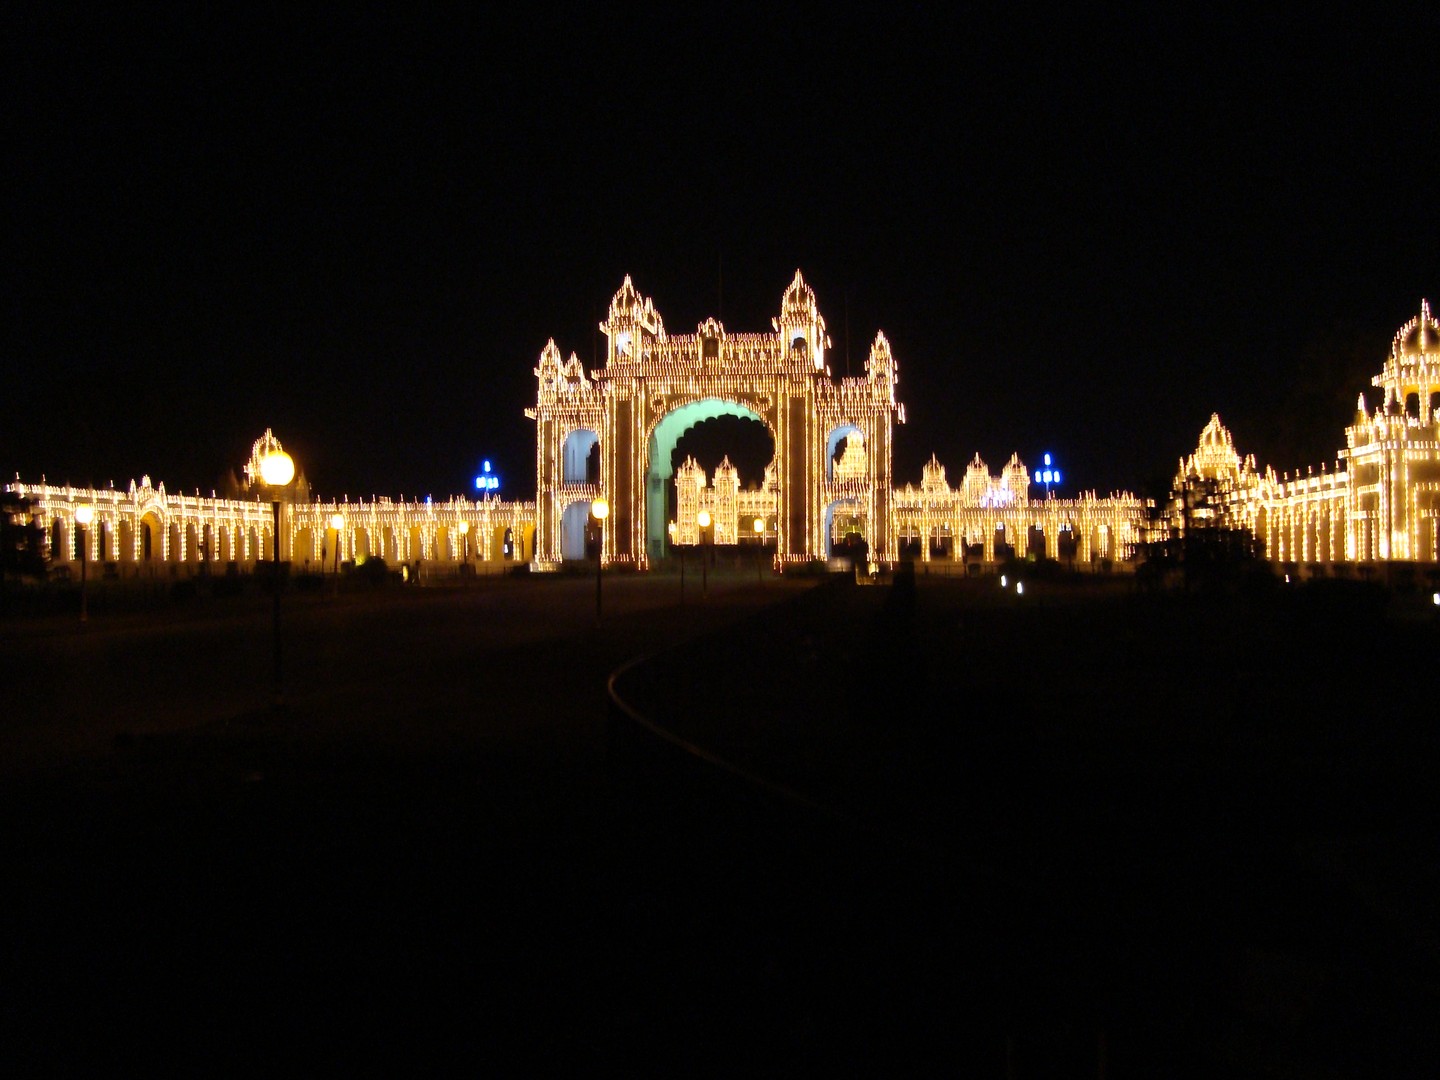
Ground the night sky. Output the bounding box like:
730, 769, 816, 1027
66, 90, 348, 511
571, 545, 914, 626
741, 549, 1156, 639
8, 9, 1438, 501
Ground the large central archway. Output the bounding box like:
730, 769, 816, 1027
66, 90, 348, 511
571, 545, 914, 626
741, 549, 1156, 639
529, 272, 902, 568
645, 397, 771, 560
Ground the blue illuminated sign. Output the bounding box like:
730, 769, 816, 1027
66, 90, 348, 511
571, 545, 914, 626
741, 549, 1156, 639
475, 459, 501, 493
1035, 452, 1061, 493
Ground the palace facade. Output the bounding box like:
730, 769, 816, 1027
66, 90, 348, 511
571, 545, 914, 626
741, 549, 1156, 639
526, 273, 1148, 569
6, 273, 1150, 578
1175, 300, 1440, 567
9, 431, 536, 579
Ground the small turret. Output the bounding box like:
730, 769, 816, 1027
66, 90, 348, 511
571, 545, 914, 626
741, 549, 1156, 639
771, 270, 830, 371
600, 275, 665, 364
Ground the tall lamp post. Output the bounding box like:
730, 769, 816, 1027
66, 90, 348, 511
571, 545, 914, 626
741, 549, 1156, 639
74, 504, 94, 624
696, 509, 711, 598
668, 520, 683, 605
329, 513, 344, 573
329, 512, 343, 597
458, 520, 470, 577
260, 448, 295, 712
753, 516, 765, 585
591, 497, 609, 623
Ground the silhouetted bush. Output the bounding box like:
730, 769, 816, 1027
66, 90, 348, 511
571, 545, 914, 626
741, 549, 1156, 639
1288, 577, 1388, 620
212, 575, 246, 598
294, 573, 325, 593
787, 559, 832, 577
351, 557, 391, 586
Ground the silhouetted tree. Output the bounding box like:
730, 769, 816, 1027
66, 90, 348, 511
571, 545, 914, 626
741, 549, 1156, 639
1, 491, 48, 585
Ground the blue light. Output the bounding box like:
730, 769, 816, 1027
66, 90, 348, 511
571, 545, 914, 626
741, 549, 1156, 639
1042, 470, 1053, 483
1043, 453, 1051, 467
1034, 470, 1042, 483
475, 458, 501, 493
1054, 470, 1061, 483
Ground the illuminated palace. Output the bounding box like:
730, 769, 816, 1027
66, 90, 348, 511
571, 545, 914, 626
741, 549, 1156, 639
12, 271, 1148, 575
8, 431, 537, 577
1176, 300, 1440, 566
530, 271, 903, 568
531, 271, 1143, 568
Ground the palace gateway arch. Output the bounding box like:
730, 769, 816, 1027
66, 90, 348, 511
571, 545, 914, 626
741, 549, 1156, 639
528, 271, 903, 569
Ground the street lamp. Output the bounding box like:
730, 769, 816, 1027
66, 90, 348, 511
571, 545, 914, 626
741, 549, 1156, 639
74, 504, 94, 624
329, 513, 344, 573
458, 519, 470, 575
591, 497, 609, 623
260, 447, 295, 712
667, 520, 684, 605
753, 516, 765, 585
696, 509, 711, 598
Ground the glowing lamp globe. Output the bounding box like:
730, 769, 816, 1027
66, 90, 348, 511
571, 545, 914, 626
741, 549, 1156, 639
74, 505, 94, 527
260, 449, 295, 488
592, 497, 609, 521
753, 517, 764, 535
329, 513, 344, 531
458, 520, 470, 535
696, 510, 711, 529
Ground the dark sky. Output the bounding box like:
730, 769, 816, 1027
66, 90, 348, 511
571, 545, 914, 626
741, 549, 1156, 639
7, 8, 1439, 500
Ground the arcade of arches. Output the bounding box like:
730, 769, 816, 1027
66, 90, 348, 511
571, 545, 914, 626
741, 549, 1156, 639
11, 433, 535, 579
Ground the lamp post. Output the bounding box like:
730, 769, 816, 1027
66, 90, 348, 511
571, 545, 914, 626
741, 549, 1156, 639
329, 513, 344, 571
74, 504, 94, 624
753, 516, 765, 585
668, 520, 683, 605
260, 448, 295, 711
696, 509, 711, 598
329, 512, 343, 597
591, 497, 609, 623
458, 519, 470, 577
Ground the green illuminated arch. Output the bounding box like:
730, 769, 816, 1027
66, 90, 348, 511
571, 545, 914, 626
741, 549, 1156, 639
645, 397, 771, 559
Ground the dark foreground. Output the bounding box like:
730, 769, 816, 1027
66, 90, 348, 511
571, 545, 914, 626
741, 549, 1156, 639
3, 570, 1438, 1075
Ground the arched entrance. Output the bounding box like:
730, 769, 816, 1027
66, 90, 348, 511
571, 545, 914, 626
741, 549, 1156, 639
563, 429, 600, 484
294, 526, 315, 567
826, 423, 863, 480
645, 397, 772, 561
560, 501, 593, 561
140, 512, 162, 562
531, 273, 902, 568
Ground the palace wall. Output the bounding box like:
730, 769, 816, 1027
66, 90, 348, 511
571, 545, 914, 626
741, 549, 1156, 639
1174, 300, 1440, 570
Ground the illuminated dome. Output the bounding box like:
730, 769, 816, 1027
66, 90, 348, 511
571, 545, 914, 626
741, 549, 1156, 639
1182, 414, 1244, 482
243, 428, 288, 487
1392, 299, 1440, 358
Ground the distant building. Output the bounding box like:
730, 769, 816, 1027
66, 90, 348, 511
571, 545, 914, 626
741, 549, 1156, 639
1174, 300, 1440, 568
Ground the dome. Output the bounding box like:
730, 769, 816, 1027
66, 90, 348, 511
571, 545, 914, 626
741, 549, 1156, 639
1392, 299, 1439, 358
